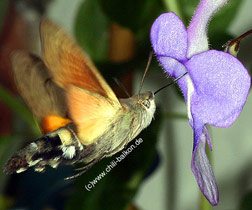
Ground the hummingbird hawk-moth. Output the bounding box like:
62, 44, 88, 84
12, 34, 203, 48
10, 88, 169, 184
4, 19, 156, 178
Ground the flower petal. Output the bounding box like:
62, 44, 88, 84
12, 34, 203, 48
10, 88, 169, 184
191, 125, 218, 206
158, 56, 188, 99
185, 50, 251, 127
150, 12, 188, 62
187, 0, 228, 58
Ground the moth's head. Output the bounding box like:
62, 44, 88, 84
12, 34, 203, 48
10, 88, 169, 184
127, 91, 156, 128
136, 91, 155, 114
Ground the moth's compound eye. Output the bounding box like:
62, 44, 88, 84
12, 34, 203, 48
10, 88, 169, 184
142, 99, 150, 109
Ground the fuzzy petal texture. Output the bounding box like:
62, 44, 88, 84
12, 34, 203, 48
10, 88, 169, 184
158, 57, 189, 99
191, 125, 218, 206
185, 50, 251, 127
151, 12, 188, 62
187, 0, 229, 58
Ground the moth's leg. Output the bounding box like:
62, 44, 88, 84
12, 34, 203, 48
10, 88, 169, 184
64, 137, 131, 179
64, 140, 128, 180
64, 154, 105, 180
104, 138, 129, 157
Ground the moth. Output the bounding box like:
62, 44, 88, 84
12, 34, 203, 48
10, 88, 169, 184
4, 19, 186, 178
4, 18, 158, 179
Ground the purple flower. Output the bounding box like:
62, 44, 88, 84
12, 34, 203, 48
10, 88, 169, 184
150, 0, 251, 206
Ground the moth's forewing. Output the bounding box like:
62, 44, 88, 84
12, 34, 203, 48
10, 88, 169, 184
40, 18, 122, 144
40, 19, 120, 102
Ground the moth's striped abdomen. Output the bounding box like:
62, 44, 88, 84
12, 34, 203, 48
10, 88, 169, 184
4, 126, 82, 174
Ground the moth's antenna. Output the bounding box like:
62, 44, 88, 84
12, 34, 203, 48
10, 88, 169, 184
138, 51, 153, 95
113, 77, 130, 97
154, 72, 188, 95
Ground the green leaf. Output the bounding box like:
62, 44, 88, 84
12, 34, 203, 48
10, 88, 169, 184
66, 107, 163, 210
0, 194, 12, 210
0, 85, 39, 135
164, 112, 187, 120
0, 0, 8, 33
239, 191, 252, 210
199, 193, 212, 210
162, 0, 185, 21
98, 0, 164, 34
74, 0, 109, 62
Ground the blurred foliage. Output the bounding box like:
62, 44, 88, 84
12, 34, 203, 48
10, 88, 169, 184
0, 0, 8, 32
13, 0, 53, 14
98, 0, 164, 35
162, 0, 184, 19
209, 0, 242, 31
0, 85, 39, 135
0, 0, 250, 210
240, 191, 252, 210
75, 0, 109, 62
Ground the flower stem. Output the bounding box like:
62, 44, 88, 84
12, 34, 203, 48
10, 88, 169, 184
199, 193, 212, 210
162, 0, 185, 22
164, 112, 187, 120
224, 29, 252, 56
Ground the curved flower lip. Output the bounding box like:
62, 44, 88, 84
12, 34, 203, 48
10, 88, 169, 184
187, 50, 251, 127
191, 125, 219, 205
